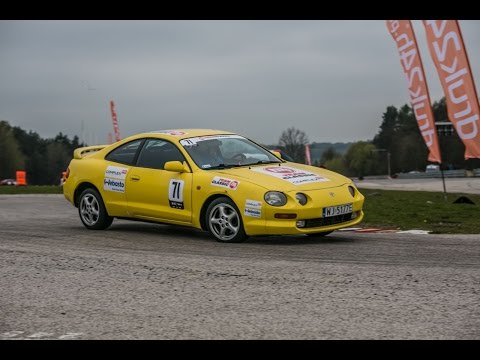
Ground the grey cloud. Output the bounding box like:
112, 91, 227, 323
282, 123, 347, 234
1, 20, 479, 145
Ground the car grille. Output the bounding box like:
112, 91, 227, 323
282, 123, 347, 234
303, 213, 353, 228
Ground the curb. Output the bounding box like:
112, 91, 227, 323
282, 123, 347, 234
338, 228, 431, 234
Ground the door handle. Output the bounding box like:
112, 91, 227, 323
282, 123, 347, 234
130, 175, 140, 181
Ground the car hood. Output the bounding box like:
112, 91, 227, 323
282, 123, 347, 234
212, 163, 351, 191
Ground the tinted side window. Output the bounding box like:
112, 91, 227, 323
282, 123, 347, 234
136, 139, 186, 170
105, 139, 143, 165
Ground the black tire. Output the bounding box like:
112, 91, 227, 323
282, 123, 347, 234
78, 188, 113, 230
306, 231, 333, 237
205, 197, 248, 243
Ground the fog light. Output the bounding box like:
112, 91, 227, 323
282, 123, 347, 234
351, 211, 357, 219
296, 220, 306, 228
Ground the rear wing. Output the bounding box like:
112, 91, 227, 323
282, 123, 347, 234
73, 145, 108, 159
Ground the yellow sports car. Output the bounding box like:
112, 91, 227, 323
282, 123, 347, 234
63, 129, 364, 242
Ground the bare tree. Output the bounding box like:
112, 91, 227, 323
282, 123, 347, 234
278, 127, 309, 163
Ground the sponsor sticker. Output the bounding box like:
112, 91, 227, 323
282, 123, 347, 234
105, 166, 128, 180
152, 130, 187, 136
104, 166, 128, 192
245, 199, 262, 209
104, 178, 126, 193
244, 208, 262, 218
168, 179, 185, 209
211, 176, 239, 190
180, 134, 243, 147
251, 166, 330, 185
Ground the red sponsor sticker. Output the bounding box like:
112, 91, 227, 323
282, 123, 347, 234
264, 167, 296, 174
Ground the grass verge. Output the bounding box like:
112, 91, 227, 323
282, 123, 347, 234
358, 188, 480, 234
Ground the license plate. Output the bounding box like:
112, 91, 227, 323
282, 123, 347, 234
322, 203, 353, 217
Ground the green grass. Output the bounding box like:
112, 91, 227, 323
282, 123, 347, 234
1, 185, 479, 234
358, 188, 480, 234
0, 185, 63, 194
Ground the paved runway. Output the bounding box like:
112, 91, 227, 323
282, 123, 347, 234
1, 195, 479, 339
356, 177, 480, 194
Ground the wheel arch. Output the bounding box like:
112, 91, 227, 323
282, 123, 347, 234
74, 182, 101, 208
199, 193, 237, 231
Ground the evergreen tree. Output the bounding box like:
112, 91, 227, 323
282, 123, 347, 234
0, 121, 25, 179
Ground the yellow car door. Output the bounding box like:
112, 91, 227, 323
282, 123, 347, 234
101, 138, 144, 216
125, 138, 193, 224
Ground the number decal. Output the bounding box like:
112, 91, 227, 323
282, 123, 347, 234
168, 179, 184, 209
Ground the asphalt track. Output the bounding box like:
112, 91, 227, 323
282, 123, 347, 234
357, 177, 480, 194
1, 194, 479, 339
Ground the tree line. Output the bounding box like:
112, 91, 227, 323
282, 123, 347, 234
276, 97, 480, 177
0, 120, 84, 185
2, 97, 479, 184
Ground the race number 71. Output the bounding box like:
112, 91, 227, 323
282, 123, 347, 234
169, 179, 185, 209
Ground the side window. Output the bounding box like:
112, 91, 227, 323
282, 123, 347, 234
136, 139, 186, 170
105, 139, 143, 165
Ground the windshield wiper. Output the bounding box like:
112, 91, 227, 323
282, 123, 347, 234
206, 163, 242, 170
244, 160, 282, 166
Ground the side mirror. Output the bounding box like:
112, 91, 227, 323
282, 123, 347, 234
270, 150, 282, 159
164, 161, 189, 173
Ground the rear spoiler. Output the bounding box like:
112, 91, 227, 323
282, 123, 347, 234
73, 145, 108, 159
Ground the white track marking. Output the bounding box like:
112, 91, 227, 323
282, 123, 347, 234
58, 332, 84, 340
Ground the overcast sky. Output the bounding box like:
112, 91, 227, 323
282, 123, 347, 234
1, 20, 479, 145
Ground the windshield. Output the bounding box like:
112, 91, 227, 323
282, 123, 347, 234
180, 134, 282, 169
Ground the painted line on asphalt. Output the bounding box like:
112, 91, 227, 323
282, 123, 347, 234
1, 331, 84, 340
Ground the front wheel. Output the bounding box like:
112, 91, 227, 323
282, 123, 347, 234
206, 197, 248, 243
78, 188, 113, 230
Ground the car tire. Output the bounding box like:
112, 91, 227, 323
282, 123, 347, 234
78, 188, 113, 230
205, 197, 248, 243
306, 231, 333, 237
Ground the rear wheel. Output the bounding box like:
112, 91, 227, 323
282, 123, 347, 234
78, 188, 113, 230
206, 197, 248, 243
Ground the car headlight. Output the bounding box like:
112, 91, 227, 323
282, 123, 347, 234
295, 193, 307, 205
348, 185, 355, 197
264, 191, 287, 206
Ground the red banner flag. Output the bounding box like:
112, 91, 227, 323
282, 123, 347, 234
305, 144, 312, 165
110, 100, 121, 142
387, 20, 442, 163
423, 20, 480, 159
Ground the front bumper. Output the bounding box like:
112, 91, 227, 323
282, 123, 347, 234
243, 184, 365, 236
262, 210, 364, 235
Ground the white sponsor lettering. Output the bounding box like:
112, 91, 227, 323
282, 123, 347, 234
151, 130, 187, 136
245, 200, 262, 209
211, 176, 239, 190
105, 166, 128, 180
251, 166, 330, 185
180, 134, 243, 147
425, 20, 480, 142
104, 178, 125, 193
244, 208, 261, 218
